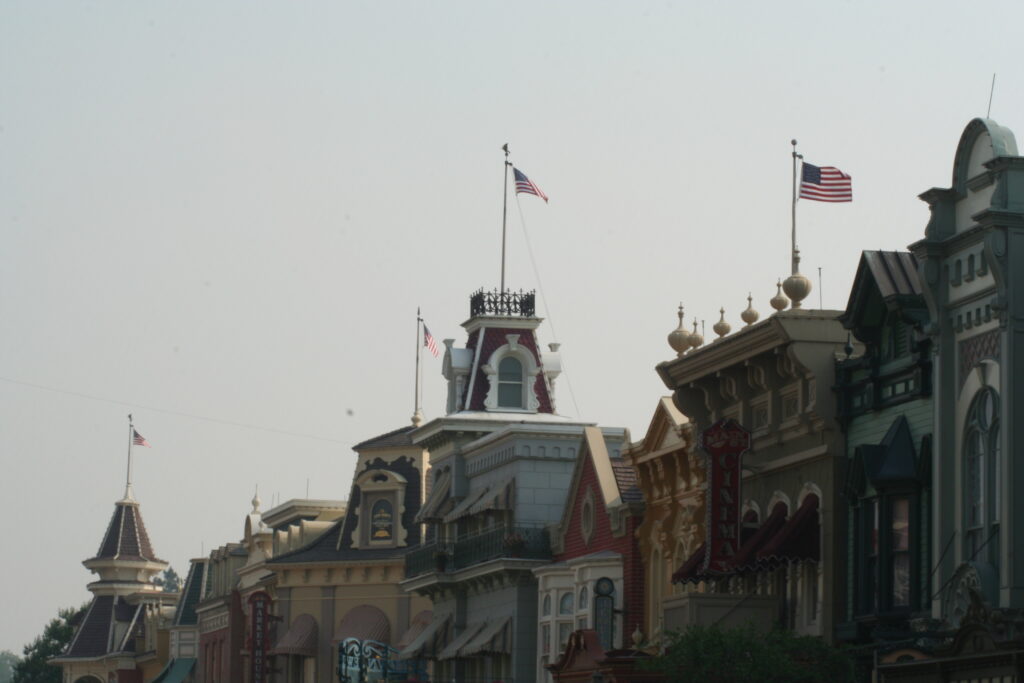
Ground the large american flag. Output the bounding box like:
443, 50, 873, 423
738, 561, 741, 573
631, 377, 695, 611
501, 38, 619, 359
423, 324, 440, 358
799, 163, 852, 202
132, 429, 151, 447
513, 167, 548, 203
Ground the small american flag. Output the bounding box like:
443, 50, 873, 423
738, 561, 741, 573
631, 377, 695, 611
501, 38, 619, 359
800, 163, 852, 202
132, 429, 151, 448
513, 167, 548, 203
423, 324, 440, 358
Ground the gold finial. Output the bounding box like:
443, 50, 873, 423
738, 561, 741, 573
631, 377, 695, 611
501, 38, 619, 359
713, 308, 731, 339
667, 303, 691, 357
770, 280, 789, 312
741, 293, 759, 326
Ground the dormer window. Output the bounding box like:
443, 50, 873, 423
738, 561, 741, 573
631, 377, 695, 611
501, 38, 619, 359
371, 500, 394, 541
498, 357, 524, 408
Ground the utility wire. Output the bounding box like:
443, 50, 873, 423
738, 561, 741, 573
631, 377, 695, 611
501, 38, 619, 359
0, 375, 349, 444
514, 194, 583, 418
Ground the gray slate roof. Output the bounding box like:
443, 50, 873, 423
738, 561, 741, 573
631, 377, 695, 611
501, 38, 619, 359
92, 500, 163, 563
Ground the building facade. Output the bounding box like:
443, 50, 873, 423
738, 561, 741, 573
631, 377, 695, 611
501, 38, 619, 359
400, 289, 603, 683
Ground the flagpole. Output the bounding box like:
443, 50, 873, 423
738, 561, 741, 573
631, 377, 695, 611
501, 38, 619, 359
413, 308, 423, 426
791, 139, 802, 275
500, 143, 510, 295
785, 140, 811, 308
125, 413, 134, 500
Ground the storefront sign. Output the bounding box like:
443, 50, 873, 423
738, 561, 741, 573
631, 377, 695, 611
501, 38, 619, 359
701, 418, 751, 574
249, 591, 271, 683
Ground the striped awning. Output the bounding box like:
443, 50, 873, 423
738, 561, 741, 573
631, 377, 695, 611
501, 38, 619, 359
468, 478, 515, 515
415, 469, 452, 522
461, 617, 511, 656
149, 658, 195, 683
443, 487, 491, 523
438, 621, 487, 660
334, 604, 390, 644
270, 614, 318, 656
396, 610, 433, 650
398, 614, 451, 660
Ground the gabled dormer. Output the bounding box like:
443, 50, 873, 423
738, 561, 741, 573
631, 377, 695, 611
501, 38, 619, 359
836, 251, 931, 423
442, 289, 562, 415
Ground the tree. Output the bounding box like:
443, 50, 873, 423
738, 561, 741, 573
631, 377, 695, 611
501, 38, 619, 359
0, 651, 18, 683
13, 605, 84, 683
152, 566, 182, 592
643, 623, 855, 683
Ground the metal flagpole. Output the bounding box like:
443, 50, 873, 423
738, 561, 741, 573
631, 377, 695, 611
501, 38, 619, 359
125, 413, 134, 500
500, 143, 510, 295
791, 140, 803, 275
413, 308, 423, 426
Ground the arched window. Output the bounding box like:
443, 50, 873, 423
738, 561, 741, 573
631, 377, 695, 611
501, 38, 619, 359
542, 594, 551, 616
558, 592, 574, 615
498, 357, 524, 408
594, 578, 615, 649
965, 388, 1000, 567
370, 500, 393, 541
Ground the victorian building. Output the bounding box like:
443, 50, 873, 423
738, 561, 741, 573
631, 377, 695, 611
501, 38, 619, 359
53, 487, 177, 683
832, 250, 933, 666
655, 297, 848, 640
399, 289, 604, 683
874, 119, 1024, 681
539, 425, 642, 683
265, 427, 431, 683
151, 557, 210, 683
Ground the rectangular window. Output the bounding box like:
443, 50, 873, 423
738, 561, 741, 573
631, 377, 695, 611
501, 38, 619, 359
541, 624, 550, 654
863, 500, 879, 613
891, 497, 910, 607
558, 622, 571, 650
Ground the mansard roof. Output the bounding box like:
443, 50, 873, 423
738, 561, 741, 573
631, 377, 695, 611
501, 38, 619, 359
173, 560, 208, 627
91, 499, 164, 563
352, 425, 416, 451
59, 595, 144, 660
839, 250, 924, 336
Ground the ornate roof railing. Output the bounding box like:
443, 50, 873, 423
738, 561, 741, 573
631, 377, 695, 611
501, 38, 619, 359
469, 288, 536, 317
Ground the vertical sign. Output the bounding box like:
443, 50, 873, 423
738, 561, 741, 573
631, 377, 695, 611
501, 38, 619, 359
701, 418, 751, 574
249, 591, 271, 683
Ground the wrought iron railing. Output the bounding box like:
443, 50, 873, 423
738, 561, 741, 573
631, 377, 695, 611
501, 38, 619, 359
452, 525, 551, 569
469, 288, 536, 317
404, 527, 551, 578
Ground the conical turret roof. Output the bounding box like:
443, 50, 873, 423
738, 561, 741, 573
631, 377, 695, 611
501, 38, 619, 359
90, 498, 164, 563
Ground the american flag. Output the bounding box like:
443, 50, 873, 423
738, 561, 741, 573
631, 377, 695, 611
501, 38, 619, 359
800, 163, 852, 202
423, 324, 440, 358
513, 167, 548, 203
132, 429, 151, 448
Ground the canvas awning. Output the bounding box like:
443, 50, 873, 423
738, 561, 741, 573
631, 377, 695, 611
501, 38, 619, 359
758, 494, 820, 567
730, 501, 789, 572
149, 658, 196, 683
461, 617, 511, 656
416, 469, 452, 522
438, 621, 487, 660
443, 486, 491, 523
270, 614, 318, 656
396, 610, 433, 651
333, 604, 390, 644
398, 614, 451, 660
468, 478, 515, 515
671, 542, 706, 584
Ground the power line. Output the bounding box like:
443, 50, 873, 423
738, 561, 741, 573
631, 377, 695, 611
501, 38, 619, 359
0, 375, 349, 444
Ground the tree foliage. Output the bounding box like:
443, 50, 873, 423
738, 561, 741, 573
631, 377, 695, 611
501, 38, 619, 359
13, 605, 85, 683
152, 566, 182, 592
643, 623, 855, 683
0, 651, 19, 683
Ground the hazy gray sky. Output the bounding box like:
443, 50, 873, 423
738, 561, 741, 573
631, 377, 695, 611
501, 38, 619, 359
2, 0, 1023, 653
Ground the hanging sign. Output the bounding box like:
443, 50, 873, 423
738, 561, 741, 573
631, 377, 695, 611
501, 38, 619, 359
701, 418, 751, 574
249, 591, 272, 683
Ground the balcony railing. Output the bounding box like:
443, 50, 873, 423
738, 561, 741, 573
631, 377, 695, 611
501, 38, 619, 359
404, 526, 551, 578
469, 288, 536, 317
